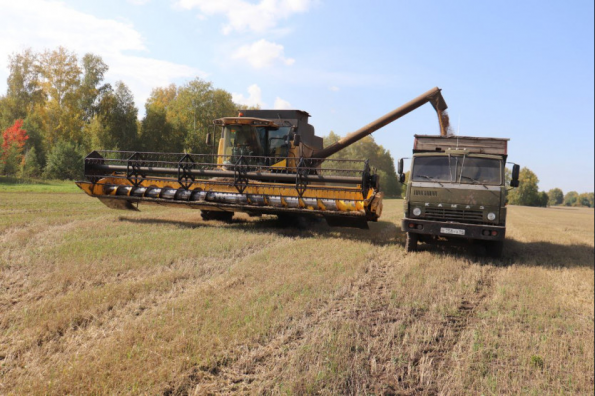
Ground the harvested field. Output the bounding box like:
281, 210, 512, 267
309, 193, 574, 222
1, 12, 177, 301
0, 186, 593, 394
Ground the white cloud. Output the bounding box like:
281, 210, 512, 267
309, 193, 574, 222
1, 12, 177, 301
0, 0, 203, 109
274, 97, 292, 110
232, 84, 264, 108
330, 86, 340, 92
232, 39, 295, 69
176, 0, 314, 34
127, 0, 151, 5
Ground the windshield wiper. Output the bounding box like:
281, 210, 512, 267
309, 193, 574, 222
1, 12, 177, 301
418, 175, 444, 187
460, 176, 489, 189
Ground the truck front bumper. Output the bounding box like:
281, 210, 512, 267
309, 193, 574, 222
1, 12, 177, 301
401, 218, 506, 241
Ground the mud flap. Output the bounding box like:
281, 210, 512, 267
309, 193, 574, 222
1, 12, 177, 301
98, 197, 139, 211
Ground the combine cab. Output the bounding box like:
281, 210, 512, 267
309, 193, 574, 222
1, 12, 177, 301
76, 87, 449, 228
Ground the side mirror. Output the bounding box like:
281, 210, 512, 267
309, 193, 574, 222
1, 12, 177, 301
206, 133, 213, 146
293, 134, 301, 146
397, 158, 406, 183
510, 164, 520, 188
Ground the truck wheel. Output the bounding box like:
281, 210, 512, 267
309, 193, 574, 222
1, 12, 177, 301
485, 241, 504, 258
406, 232, 419, 252
201, 210, 234, 223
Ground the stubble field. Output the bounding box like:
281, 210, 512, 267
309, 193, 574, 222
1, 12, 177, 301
0, 182, 593, 394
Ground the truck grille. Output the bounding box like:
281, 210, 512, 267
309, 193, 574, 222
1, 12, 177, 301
424, 207, 484, 223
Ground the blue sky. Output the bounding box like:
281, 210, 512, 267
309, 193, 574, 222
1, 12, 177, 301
0, 0, 593, 192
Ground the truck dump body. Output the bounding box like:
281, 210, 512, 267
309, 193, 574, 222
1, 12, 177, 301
414, 135, 509, 157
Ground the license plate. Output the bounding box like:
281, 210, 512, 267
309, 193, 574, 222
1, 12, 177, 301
441, 227, 465, 236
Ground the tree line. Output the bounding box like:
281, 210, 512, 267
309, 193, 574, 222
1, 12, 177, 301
506, 167, 594, 208
0, 47, 402, 196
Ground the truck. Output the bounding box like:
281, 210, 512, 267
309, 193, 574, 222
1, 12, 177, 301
397, 135, 520, 257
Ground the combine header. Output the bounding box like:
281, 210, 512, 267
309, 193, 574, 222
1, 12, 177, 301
77, 87, 448, 228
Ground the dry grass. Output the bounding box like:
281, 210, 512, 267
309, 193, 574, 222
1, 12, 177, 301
0, 188, 593, 395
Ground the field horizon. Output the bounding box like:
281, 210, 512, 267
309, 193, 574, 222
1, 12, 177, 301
1, 186, 593, 394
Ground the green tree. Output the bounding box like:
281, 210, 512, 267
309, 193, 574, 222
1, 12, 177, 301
19, 147, 41, 178
1, 143, 20, 175
547, 188, 564, 206
538, 191, 549, 207
1, 49, 44, 125
322, 132, 401, 197
43, 140, 83, 180
168, 78, 237, 153
38, 47, 84, 146
578, 192, 593, 208
564, 191, 579, 207
508, 167, 540, 206
93, 82, 138, 150
79, 53, 110, 123
139, 85, 182, 152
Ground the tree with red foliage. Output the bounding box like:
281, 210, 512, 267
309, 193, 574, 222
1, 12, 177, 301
2, 119, 29, 175
2, 119, 28, 153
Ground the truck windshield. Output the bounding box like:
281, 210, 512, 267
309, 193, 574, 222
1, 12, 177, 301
412, 156, 502, 185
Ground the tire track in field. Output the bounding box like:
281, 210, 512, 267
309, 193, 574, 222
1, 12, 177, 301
172, 250, 498, 395
173, 244, 411, 395
405, 265, 496, 395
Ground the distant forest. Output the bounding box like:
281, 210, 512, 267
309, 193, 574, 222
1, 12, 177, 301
0, 46, 402, 197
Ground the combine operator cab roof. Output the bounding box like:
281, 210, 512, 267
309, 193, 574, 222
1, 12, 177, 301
240, 109, 323, 151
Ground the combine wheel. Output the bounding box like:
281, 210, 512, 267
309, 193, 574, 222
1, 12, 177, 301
405, 232, 418, 252
485, 241, 504, 258
201, 210, 234, 223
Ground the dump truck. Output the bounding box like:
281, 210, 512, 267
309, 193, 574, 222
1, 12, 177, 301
398, 135, 520, 257
76, 87, 449, 229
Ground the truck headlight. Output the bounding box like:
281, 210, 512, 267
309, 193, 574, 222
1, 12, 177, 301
487, 212, 496, 221
413, 207, 422, 217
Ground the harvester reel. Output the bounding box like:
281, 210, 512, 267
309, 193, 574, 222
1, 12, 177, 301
233, 156, 250, 193
126, 152, 146, 187
177, 154, 196, 190
295, 157, 310, 197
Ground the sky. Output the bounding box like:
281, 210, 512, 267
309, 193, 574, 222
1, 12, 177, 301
0, 0, 593, 193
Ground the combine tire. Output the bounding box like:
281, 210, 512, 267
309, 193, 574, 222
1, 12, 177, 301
201, 210, 234, 223
405, 232, 418, 252
485, 241, 504, 258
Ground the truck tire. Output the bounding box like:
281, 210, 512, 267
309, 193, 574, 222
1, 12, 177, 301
201, 210, 234, 223
406, 232, 419, 252
485, 241, 504, 258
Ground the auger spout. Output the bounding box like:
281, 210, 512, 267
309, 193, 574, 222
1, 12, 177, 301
313, 87, 448, 159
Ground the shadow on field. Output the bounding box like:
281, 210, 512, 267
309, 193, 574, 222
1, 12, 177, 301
119, 216, 594, 267
503, 239, 594, 268
409, 234, 594, 268
118, 215, 401, 247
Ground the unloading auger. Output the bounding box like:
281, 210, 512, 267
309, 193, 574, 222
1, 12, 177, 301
76, 87, 448, 228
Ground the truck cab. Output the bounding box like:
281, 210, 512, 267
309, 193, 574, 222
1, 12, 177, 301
398, 135, 520, 257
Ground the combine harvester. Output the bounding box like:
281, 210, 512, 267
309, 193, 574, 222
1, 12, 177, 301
76, 87, 449, 228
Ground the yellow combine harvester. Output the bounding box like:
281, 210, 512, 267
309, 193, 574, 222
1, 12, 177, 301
76, 87, 448, 228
